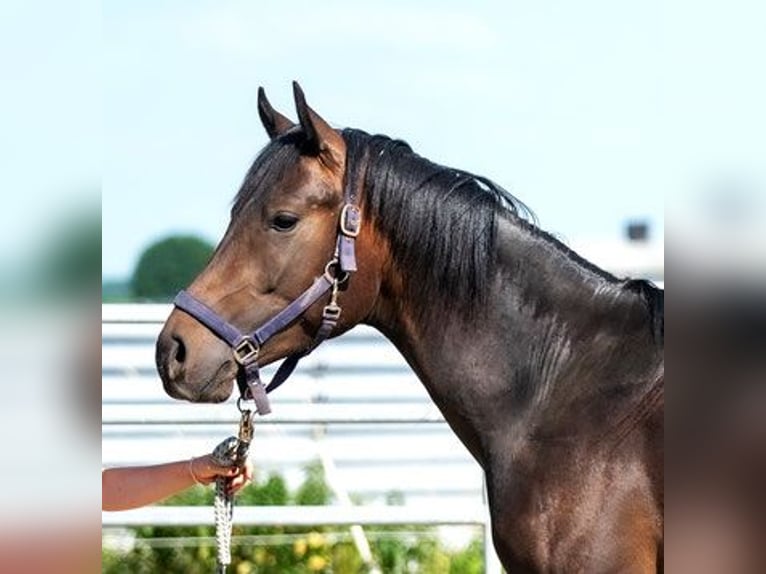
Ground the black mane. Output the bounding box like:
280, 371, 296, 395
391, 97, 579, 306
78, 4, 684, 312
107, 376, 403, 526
624, 279, 665, 345
342, 129, 663, 337
342, 128, 535, 318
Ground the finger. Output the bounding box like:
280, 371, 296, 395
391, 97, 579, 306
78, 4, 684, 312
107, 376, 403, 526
229, 473, 249, 494
242, 460, 254, 481
209, 464, 238, 477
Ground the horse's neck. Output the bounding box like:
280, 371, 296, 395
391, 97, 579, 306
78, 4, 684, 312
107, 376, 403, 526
369, 216, 660, 467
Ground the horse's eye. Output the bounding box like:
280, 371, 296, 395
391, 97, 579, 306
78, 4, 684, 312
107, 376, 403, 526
270, 213, 299, 232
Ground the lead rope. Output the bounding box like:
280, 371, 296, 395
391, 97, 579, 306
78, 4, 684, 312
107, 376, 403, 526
208, 276, 345, 573
210, 408, 254, 574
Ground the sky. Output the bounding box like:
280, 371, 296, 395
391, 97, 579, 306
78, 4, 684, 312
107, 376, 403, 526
102, 0, 662, 280
45, 0, 766, 280
0, 0, 99, 284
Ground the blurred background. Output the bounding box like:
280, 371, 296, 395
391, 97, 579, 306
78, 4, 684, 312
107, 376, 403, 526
0, 0, 763, 572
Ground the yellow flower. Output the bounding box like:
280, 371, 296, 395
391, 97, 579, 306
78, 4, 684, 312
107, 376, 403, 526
307, 531, 325, 549
253, 548, 267, 565
307, 555, 327, 571
293, 538, 307, 557
236, 561, 253, 574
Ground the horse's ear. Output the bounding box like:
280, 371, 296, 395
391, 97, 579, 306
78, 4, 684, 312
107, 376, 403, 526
292, 81, 344, 168
257, 87, 295, 139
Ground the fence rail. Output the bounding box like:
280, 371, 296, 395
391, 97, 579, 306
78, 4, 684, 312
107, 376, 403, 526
103, 505, 489, 528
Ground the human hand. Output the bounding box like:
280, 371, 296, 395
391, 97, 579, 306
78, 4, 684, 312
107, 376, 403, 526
190, 454, 253, 494
226, 457, 253, 495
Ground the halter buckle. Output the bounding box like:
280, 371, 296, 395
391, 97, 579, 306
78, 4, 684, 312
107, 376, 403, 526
322, 303, 342, 321
339, 204, 361, 238
233, 337, 260, 365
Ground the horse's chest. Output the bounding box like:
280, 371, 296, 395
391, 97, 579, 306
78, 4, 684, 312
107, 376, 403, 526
486, 447, 659, 573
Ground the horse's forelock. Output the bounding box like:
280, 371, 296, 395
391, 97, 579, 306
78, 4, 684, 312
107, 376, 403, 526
231, 135, 303, 218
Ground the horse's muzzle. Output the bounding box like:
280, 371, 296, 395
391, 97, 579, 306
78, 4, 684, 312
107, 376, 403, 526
155, 310, 236, 403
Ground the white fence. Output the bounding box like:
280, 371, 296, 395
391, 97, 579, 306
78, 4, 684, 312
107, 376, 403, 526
102, 304, 501, 571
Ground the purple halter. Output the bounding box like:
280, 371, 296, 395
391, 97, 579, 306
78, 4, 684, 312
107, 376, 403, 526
173, 184, 361, 416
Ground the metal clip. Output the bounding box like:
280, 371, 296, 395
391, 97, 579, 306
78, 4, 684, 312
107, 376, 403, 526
234, 409, 254, 465
322, 278, 342, 321
330, 277, 341, 304
238, 409, 254, 444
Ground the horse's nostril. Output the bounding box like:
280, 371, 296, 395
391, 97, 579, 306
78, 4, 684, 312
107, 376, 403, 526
172, 334, 186, 364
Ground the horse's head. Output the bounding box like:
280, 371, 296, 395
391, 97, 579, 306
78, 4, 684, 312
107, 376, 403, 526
156, 83, 383, 403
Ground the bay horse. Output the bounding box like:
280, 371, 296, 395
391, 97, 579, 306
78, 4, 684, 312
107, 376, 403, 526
156, 82, 664, 573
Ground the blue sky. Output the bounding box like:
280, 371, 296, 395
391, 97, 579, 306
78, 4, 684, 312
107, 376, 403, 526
99, 1, 762, 280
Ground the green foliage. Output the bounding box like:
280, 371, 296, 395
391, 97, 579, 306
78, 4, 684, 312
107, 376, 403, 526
102, 461, 485, 573
240, 472, 290, 506
449, 538, 484, 574
130, 234, 214, 301
294, 461, 332, 506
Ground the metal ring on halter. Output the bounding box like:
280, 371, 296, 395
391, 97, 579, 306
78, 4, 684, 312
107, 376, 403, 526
324, 260, 350, 285
233, 337, 260, 365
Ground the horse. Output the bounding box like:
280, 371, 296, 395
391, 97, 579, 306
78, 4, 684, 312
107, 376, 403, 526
156, 82, 664, 573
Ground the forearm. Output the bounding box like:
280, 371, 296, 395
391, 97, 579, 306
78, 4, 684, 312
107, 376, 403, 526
102, 460, 197, 511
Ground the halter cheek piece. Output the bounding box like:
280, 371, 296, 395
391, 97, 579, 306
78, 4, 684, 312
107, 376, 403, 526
172, 185, 361, 416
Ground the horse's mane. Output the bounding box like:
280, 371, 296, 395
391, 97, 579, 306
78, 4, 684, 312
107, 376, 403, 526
342, 129, 664, 337
624, 279, 665, 345
342, 128, 537, 317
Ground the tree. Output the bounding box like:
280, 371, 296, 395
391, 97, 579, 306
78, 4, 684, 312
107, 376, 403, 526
131, 235, 214, 301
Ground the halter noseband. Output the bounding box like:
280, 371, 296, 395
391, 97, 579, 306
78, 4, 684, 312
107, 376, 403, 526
172, 180, 361, 416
